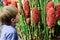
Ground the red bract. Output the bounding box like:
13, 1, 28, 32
32, 7, 40, 24
22, 1, 30, 17
11, 1, 17, 7
47, 7, 55, 16
55, 11, 60, 21
46, 1, 54, 13
55, 4, 60, 11
7, 0, 11, 4
46, 7, 56, 28
55, 4, 60, 21
3, 0, 8, 6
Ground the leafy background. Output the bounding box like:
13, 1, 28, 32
0, 0, 60, 40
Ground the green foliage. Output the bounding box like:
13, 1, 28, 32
16, 15, 29, 35
0, 6, 3, 10
16, 0, 60, 40
57, 20, 60, 25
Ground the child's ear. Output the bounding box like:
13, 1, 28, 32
11, 18, 15, 23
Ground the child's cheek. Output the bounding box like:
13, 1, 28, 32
15, 13, 20, 23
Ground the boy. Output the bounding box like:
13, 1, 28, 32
0, 5, 20, 40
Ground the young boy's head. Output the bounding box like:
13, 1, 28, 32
0, 5, 20, 25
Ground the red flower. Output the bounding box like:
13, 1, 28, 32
32, 7, 40, 24
11, 1, 17, 7
7, 0, 11, 4
55, 4, 60, 21
3, 0, 8, 6
22, 1, 30, 17
46, 1, 54, 13
46, 7, 56, 28
55, 4, 60, 11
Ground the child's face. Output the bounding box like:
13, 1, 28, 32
11, 13, 20, 25
15, 13, 20, 23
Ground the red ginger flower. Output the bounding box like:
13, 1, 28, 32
7, 0, 11, 4
22, 0, 30, 17
46, 1, 54, 13
55, 4, 60, 21
55, 4, 60, 11
11, 0, 17, 7
32, 7, 40, 24
3, 0, 8, 6
46, 7, 56, 28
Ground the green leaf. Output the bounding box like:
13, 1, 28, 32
54, 0, 58, 7
57, 20, 60, 25
0, 6, 3, 10
58, 0, 60, 3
